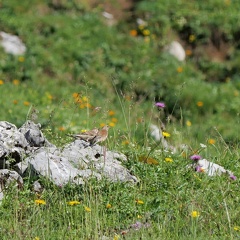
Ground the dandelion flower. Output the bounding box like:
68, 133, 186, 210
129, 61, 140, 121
185, 49, 192, 56
111, 118, 118, 123
122, 140, 129, 145
165, 157, 173, 163
162, 131, 170, 138
72, 92, 79, 98
82, 96, 88, 102
155, 102, 165, 108
197, 101, 203, 107
35, 199, 46, 205
190, 155, 202, 161
186, 120, 192, 126
191, 211, 200, 218
18, 56, 25, 62
109, 122, 115, 127
108, 110, 115, 116
106, 203, 112, 209
135, 199, 144, 204
177, 67, 183, 73
138, 24, 145, 30
234, 226, 240, 231
58, 126, 65, 131
130, 29, 138, 37
143, 29, 150, 36
13, 100, 18, 104
13, 79, 20, 85
84, 206, 91, 212
0, 80, 4, 85
208, 139, 216, 145
67, 201, 81, 206
100, 123, 106, 127
79, 103, 85, 109
113, 235, 120, 240
23, 101, 30, 106
189, 34, 196, 42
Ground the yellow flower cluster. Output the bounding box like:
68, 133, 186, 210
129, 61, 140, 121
107, 110, 117, 127
72, 93, 92, 109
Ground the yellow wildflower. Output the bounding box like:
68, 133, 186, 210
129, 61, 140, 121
79, 103, 85, 109
208, 139, 216, 145
109, 122, 115, 127
142, 29, 150, 36
100, 123, 106, 127
122, 140, 129, 145
82, 96, 88, 102
84, 206, 91, 212
234, 90, 239, 96
84, 103, 91, 108
113, 235, 120, 240
13, 79, 20, 85
191, 211, 200, 218
23, 101, 30, 106
177, 67, 183, 73
108, 110, 115, 116
13, 100, 18, 105
162, 131, 170, 138
135, 199, 144, 204
34, 237, 40, 240
137, 215, 143, 219
0, 80, 4, 85
234, 226, 240, 231
189, 34, 196, 42
165, 157, 173, 163
186, 120, 192, 126
130, 29, 138, 37
138, 24, 145, 30
58, 126, 65, 131
106, 203, 112, 209
35, 199, 46, 205
72, 92, 79, 98
185, 49, 192, 56
111, 118, 118, 123
197, 101, 203, 107
67, 201, 81, 206
18, 56, 25, 62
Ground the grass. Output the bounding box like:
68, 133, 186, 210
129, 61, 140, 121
0, 0, 240, 239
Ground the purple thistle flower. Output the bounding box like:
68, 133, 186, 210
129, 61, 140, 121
190, 154, 202, 161
155, 102, 165, 108
229, 174, 237, 180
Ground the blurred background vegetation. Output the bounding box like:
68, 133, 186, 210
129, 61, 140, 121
0, 0, 239, 147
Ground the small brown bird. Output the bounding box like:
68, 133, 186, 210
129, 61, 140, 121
67, 127, 99, 142
90, 125, 109, 146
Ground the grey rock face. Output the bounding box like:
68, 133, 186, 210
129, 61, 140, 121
0, 120, 137, 188
0, 121, 29, 168
0, 169, 23, 201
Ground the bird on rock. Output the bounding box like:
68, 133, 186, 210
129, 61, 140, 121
67, 125, 109, 146
91, 125, 109, 146
67, 127, 98, 142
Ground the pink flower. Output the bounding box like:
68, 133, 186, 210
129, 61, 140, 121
229, 174, 237, 180
195, 165, 204, 172
155, 102, 165, 108
190, 155, 201, 161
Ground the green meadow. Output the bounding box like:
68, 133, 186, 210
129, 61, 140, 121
0, 1, 239, 239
